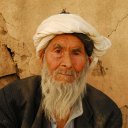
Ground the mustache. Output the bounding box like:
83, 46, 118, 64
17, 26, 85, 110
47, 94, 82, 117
54, 69, 77, 77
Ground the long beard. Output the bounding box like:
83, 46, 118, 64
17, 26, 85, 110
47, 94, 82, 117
41, 60, 88, 120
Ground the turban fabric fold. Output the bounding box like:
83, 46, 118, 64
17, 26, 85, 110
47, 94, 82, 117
33, 13, 111, 68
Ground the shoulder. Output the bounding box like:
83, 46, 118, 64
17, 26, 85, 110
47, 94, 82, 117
85, 84, 122, 125
0, 75, 42, 104
0, 76, 42, 127
85, 84, 120, 111
2, 75, 41, 92
84, 84, 122, 126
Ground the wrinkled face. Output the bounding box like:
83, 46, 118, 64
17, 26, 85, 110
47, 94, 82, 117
44, 34, 87, 83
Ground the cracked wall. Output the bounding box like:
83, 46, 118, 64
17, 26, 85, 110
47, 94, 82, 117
0, 0, 128, 126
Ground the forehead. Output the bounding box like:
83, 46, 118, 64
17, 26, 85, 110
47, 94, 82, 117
47, 34, 85, 49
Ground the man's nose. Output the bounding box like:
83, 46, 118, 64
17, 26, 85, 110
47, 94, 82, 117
61, 52, 72, 68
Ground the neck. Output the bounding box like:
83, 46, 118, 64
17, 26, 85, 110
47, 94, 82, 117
54, 112, 70, 128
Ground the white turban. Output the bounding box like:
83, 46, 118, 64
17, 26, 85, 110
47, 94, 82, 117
33, 13, 111, 68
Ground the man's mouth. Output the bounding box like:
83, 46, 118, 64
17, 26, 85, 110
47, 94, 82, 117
58, 73, 73, 76
53, 71, 77, 83
56, 70, 76, 76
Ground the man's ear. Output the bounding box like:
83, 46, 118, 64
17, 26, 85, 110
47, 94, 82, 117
88, 57, 92, 65
39, 49, 45, 67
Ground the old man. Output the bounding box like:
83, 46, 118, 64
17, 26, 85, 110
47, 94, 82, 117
0, 12, 122, 128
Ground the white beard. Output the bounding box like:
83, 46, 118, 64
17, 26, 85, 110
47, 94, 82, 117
41, 59, 88, 120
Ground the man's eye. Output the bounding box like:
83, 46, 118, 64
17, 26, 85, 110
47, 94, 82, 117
55, 49, 61, 53
72, 51, 80, 55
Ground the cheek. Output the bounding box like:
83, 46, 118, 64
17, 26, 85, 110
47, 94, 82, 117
72, 57, 86, 72
45, 52, 60, 73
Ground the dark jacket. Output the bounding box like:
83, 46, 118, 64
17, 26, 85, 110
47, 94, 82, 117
0, 75, 122, 128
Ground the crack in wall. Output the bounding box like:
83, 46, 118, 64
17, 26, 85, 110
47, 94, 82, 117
6, 46, 15, 59
0, 13, 21, 78
4, 45, 21, 79
108, 13, 128, 37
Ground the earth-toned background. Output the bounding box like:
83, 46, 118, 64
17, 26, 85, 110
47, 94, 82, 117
0, 0, 128, 127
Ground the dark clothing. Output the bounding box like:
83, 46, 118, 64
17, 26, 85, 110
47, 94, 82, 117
0, 75, 122, 128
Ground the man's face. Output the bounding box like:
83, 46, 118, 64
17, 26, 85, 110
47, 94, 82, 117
44, 34, 87, 83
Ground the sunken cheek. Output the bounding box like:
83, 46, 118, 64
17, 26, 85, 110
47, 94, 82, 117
45, 52, 60, 73
72, 56, 86, 72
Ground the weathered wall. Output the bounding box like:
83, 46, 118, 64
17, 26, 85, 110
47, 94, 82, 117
0, 0, 128, 125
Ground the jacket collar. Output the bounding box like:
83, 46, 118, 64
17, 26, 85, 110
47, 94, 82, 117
74, 94, 94, 128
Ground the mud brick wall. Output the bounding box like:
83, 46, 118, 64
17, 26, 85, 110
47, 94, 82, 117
0, 0, 128, 127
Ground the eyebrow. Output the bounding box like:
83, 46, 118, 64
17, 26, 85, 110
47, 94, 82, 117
72, 47, 82, 52
53, 44, 83, 52
54, 44, 63, 49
